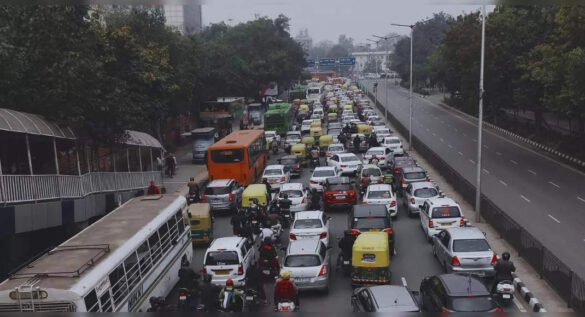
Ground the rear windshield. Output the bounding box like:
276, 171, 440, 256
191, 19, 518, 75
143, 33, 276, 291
280, 190, 303, 198
205, 251, 239, 266
414, 188, 438, 198
376, 129, 390, 134
404, 172, 426, 179
211, 149, 244, 163
264, 169, 282, 176
362, 168, 381, 177
353, 218, 389, 230
385, 139, 401, 144
205, 186, 230, 195
313, 170, 335, 177
431, 206, 462, 218
294, 219, 322, 229
367, 150, 384, 156
453, 239, 491, 252
328, 145, 344, 152
341, 156, 360, 162
367, 190, 392, 199
285, 255, 321, 267
287, 135, 300, 140
280, 158, 298, 165
327, 183, 352, 191
450, 297, 495, 312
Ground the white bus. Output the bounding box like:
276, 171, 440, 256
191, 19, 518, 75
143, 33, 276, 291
0, 194, 191, 312
306, 84, 323, 102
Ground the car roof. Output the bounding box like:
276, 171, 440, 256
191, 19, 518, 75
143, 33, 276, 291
427, 197, 458, 206
367, 184, 392, 191
367, 286, 418, 311
280, 183, 304, 191
367, 147, 387, 152
362, 164, 381, 170
314, 166, 336, 171
265, 130, 276, 134
265, 164, 285, 170
294, 210, 323, 219
410, 181, 436, 190
443, 227, 486, 240
287, 239, 320, 255
208, 236, 245, 250
384, 136, 401, 141
281, 155, 299, 160
352, 204, 387, 217
338, 153, 358, 158
208, 179, 233, 187
438, 274, 490, 296
326, 176, 350, 184
402, 166, 426, 173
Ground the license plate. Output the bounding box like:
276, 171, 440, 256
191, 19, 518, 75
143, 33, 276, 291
215, 270, 230, 275
179, 296, 187, 300
246, 296, 254, 301
343, 260, 350, 265
441, 222, 454, 226
502, 294, 511, 299
335, 195, 346, 199
270, 179, 277, 184
294, 278, 310, 283
262, 270, 270, 274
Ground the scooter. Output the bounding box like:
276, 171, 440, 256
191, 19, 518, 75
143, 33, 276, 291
495, 280, 515, 306
218, 288, 245, 312
337, 252, 352, 277
244, 289, 261, 312
271, 223, 283, 245
276, 300, 297, 312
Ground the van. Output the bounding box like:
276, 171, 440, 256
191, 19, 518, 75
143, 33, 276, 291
203, 236, 256, 286
419, 197, 465, 242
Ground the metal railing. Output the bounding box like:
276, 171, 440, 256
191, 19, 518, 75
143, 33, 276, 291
360, 82, 585, 312
1, 171, 162, 204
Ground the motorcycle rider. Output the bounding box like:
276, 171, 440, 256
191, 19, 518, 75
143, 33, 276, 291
271, 138, 279, 153
258, 237, 279, 275
230, 210, 245, 236
246, 263, 267, 304
279, 194, 293, 220
273, 271, 299, 311
263, 178, 272, 194
309, 145, 320, 169
353, 135, 361, 153
338, 230, 358, 267
369, 132, 379, 148
218, 279, 243, 312
199, 274, 221, 311
310, 188, 321, 210
492, 252, 516, 293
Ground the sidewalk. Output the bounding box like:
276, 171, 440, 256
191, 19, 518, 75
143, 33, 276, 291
368, 92, 572, 312
161, 144, 208, 196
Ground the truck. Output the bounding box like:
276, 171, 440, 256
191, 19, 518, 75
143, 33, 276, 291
264, 103, 293, 135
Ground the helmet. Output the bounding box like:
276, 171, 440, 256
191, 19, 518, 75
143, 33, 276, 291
226, 278, 234, 287
149, 296, 158, 306
283, 194, 288, 199
281, 271, 291, 280
502, 252, 511, 261
203, 274, 212, 283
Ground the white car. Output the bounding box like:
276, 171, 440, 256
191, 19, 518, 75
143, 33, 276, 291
289, 210, 331, 247
327, 153, 363, 176
278, 183, 309, 213
309, 166, 340, 191
367, 115, 381, 124
362, 147, 393, 168
419, 197, 465, 241
203, 237, 256, 286
313, 108, 324, 118
262, 164, 291, 191
265, 131, 280, 144
326, 143, 345, 159
363, 184, 398, 218
310, 113, 323, 121
285, 131, 301, 148
301, 120, 313, 133
382, 136, 405, 156
403, 181, 441, 217
282, 239, 331, 292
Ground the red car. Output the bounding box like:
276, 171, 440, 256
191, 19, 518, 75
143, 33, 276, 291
322, 176, 357, 211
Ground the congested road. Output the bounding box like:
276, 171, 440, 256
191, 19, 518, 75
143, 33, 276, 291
362, 80, 585, 277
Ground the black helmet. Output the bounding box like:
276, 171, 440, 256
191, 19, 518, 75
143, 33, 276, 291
149, 296, 158, 306
203, 274, 212, 283
283, 194, 288, 199
502, 252, 511, 261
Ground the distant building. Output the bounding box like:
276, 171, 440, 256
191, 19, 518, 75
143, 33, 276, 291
295, 29, 313, 52
351, 51, 392, 73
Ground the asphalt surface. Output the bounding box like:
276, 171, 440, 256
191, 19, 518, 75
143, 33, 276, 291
181, 148, 521, 312
362, 80, 585, 276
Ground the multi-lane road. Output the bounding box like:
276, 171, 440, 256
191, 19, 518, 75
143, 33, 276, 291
362, 80, 585, 277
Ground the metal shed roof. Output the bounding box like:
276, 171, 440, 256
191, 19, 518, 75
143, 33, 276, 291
125, 130, 163, 148
0, 108, 76, 139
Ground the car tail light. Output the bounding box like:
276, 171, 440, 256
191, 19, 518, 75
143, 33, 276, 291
289, 233, 297, 240
428, 219, 434, 228
310, 180, 317, 184
229, 192, 234, 201
280, 176, 286, 182
201, 267, 207, 275
491, 254, 498, 266
295, 164, 300, 169
349, 229, 361, 236
341, 164, 347, 168
318, 264, 328, 276
238, 264, 244, 275
451, 256, 461, 267
383, 228, 393, 235
460, 218, 465, 227
495, 307, 504, 313
401, 178, 406, 185
390, 201, 397, 207
179, 289, 189, 297
201, 193, 206, 203
320, 232, 328, 239
410, 197, 415, 204
362, 201, 368, 205
301, 197, 305, 203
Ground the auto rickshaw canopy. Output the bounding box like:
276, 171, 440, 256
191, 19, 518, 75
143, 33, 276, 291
352, 232, 390, 268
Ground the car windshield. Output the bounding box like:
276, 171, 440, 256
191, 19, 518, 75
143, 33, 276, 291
287, 135, 300, 141
341, 156, 359, 162
264, 169, 282, 176
385, 139, 401, 144
280, 158, 298, 165
294, 219, 322, 229
327, 183, 351, 191
405, 172, 426, 179
431, 206, 462, 218
285, 255, 321, 267
362, 168, 381, 177
328, 146, 343, 152
280, 190, 303, 198
313, 170, 335, 177
376, 129, 390, 134
205, 186, 230, 195
451, 297, 495, 312
453, 239, 491, 252
367, 150, 384, 156
205, 251, 239, 266
367, 190, 391, 199
414, 188, 439, 198
266, 132, 275, 137
353, 218, 388, 230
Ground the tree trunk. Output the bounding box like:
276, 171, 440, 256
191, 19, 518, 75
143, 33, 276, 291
534, 109, 544, 135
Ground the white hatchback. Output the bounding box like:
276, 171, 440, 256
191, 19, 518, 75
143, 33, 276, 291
262, 165, 291, 191
278, 183, 309, 212
327, 153, 363, 175
420, 197, 465, 241
289, 210, 331, 247
363, 184, 398, 218
309, 166, 340, 191
382, 136, 405, 156
326, 143, 346, 159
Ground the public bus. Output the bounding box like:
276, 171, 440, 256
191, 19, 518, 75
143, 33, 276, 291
0, 195, 191, 312
206, 130, 267, 185
306, 84, 323, 101
188, 127, 216, 164
264, 103, 294, 135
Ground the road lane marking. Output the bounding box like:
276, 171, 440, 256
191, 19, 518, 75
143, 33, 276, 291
458, 152, 464, 156
496, 152, 502, 156
483, 169, 490, 174
401, 277, 408, 287
432, 133, 437, 136
472, 138, 477, 142
440, 138, 444, 143
499, 180, 508, 186
513, 297, 527, 312
528, 169, 537, 175
483, 145, 489, 149
521, 195, 531, 203
463, 133, 468, 137
448, 144, 453, 148
469, 159, 475, 164
510, 160, 518, 165
454, 128, 459, 132
548, 181, 560, 188
426, 128, 430, 132
548, 214, 561, 223
578, 196, 585, 203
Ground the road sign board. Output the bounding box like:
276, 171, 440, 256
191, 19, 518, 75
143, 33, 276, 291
318, 58, 336, 67
306, 59, 315, 67
338, 57, 356, 65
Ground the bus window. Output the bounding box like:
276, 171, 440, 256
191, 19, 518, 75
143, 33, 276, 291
158, 223, 171, 252
167, 218, 179, 242
99, 291, 113, 312
148, 232, 162, 264
84, 290, 100, 312
211, 149, 243, 163
137, 241, 152, 276
124, 252, 140, 290
175, 211, 186, 233
109, 264, 128, 307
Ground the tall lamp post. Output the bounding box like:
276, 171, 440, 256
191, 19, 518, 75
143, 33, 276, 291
367, 38, 382, 106
391, 23, 414, 150
475, 5, 487, 222
373, 34, 401, 121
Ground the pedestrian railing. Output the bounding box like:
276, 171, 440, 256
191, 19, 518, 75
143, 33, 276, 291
360, 82, 585, 312
0, 171, 162, 204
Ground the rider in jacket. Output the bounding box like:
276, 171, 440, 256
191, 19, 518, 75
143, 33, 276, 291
274, 271, 299, 311
492, 252, 516, 293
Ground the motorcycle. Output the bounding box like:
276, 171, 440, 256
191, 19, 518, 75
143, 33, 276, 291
271, 141, 279, 154
280, 208, 291, 229
337, 251, 352, 277
276, 300, 297, 312
244, 289, 261, 312
177, 288, 194, 312
310, 157, 319, 169
259, 254, 280, 279
186, 192, 198, 205
218, 288, 245, 312
495, 280, 515, 306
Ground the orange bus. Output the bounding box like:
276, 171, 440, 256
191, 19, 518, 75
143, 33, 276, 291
206, 130, 267, 185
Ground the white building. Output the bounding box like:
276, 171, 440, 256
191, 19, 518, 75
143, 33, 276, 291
351, 51, 391, 73
295, 29, 313, 52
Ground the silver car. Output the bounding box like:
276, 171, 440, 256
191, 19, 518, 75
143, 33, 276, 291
203, 179, 244, 212
282, 239, 332, 292
403, 181, 441, 217
432, 227, 496, 278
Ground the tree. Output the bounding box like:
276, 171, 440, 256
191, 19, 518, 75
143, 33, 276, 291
338, 34, 354, 51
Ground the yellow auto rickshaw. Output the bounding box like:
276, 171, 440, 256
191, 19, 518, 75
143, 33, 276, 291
318, 134, 333, 154
310, 120, 322, 129
241, 184, 270, 209
185, 203, 213, 246
328, 104, 338, 113
302, 136, 316, 147
357, 124, 372, 137
327, 112, 338, 122
309, 127, 323, 138
343, 104, 353, 112
351, 232, 391, 287
299, 104, 310, 113
291, 143, 307, 166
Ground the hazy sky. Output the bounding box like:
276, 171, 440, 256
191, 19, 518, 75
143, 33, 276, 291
202, 0, 488, 44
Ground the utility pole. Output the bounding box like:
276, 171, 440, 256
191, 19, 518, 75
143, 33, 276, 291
373, 34, 401, 121
475, 5, 487, 222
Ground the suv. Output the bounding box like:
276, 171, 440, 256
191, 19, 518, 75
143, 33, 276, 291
203, 237, 256, 286
203, 179, 244, 213
282, 239, 332, 292
419, 274, 501, 312
420, 197, 465, 241
396, 166, 429, 194
349, 205, 395, 256
323, 177, 357, 211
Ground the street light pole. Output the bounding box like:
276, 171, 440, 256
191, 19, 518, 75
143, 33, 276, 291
475, 5, 486, 222
391, 23, 415, 151
373, 34, 400, 121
